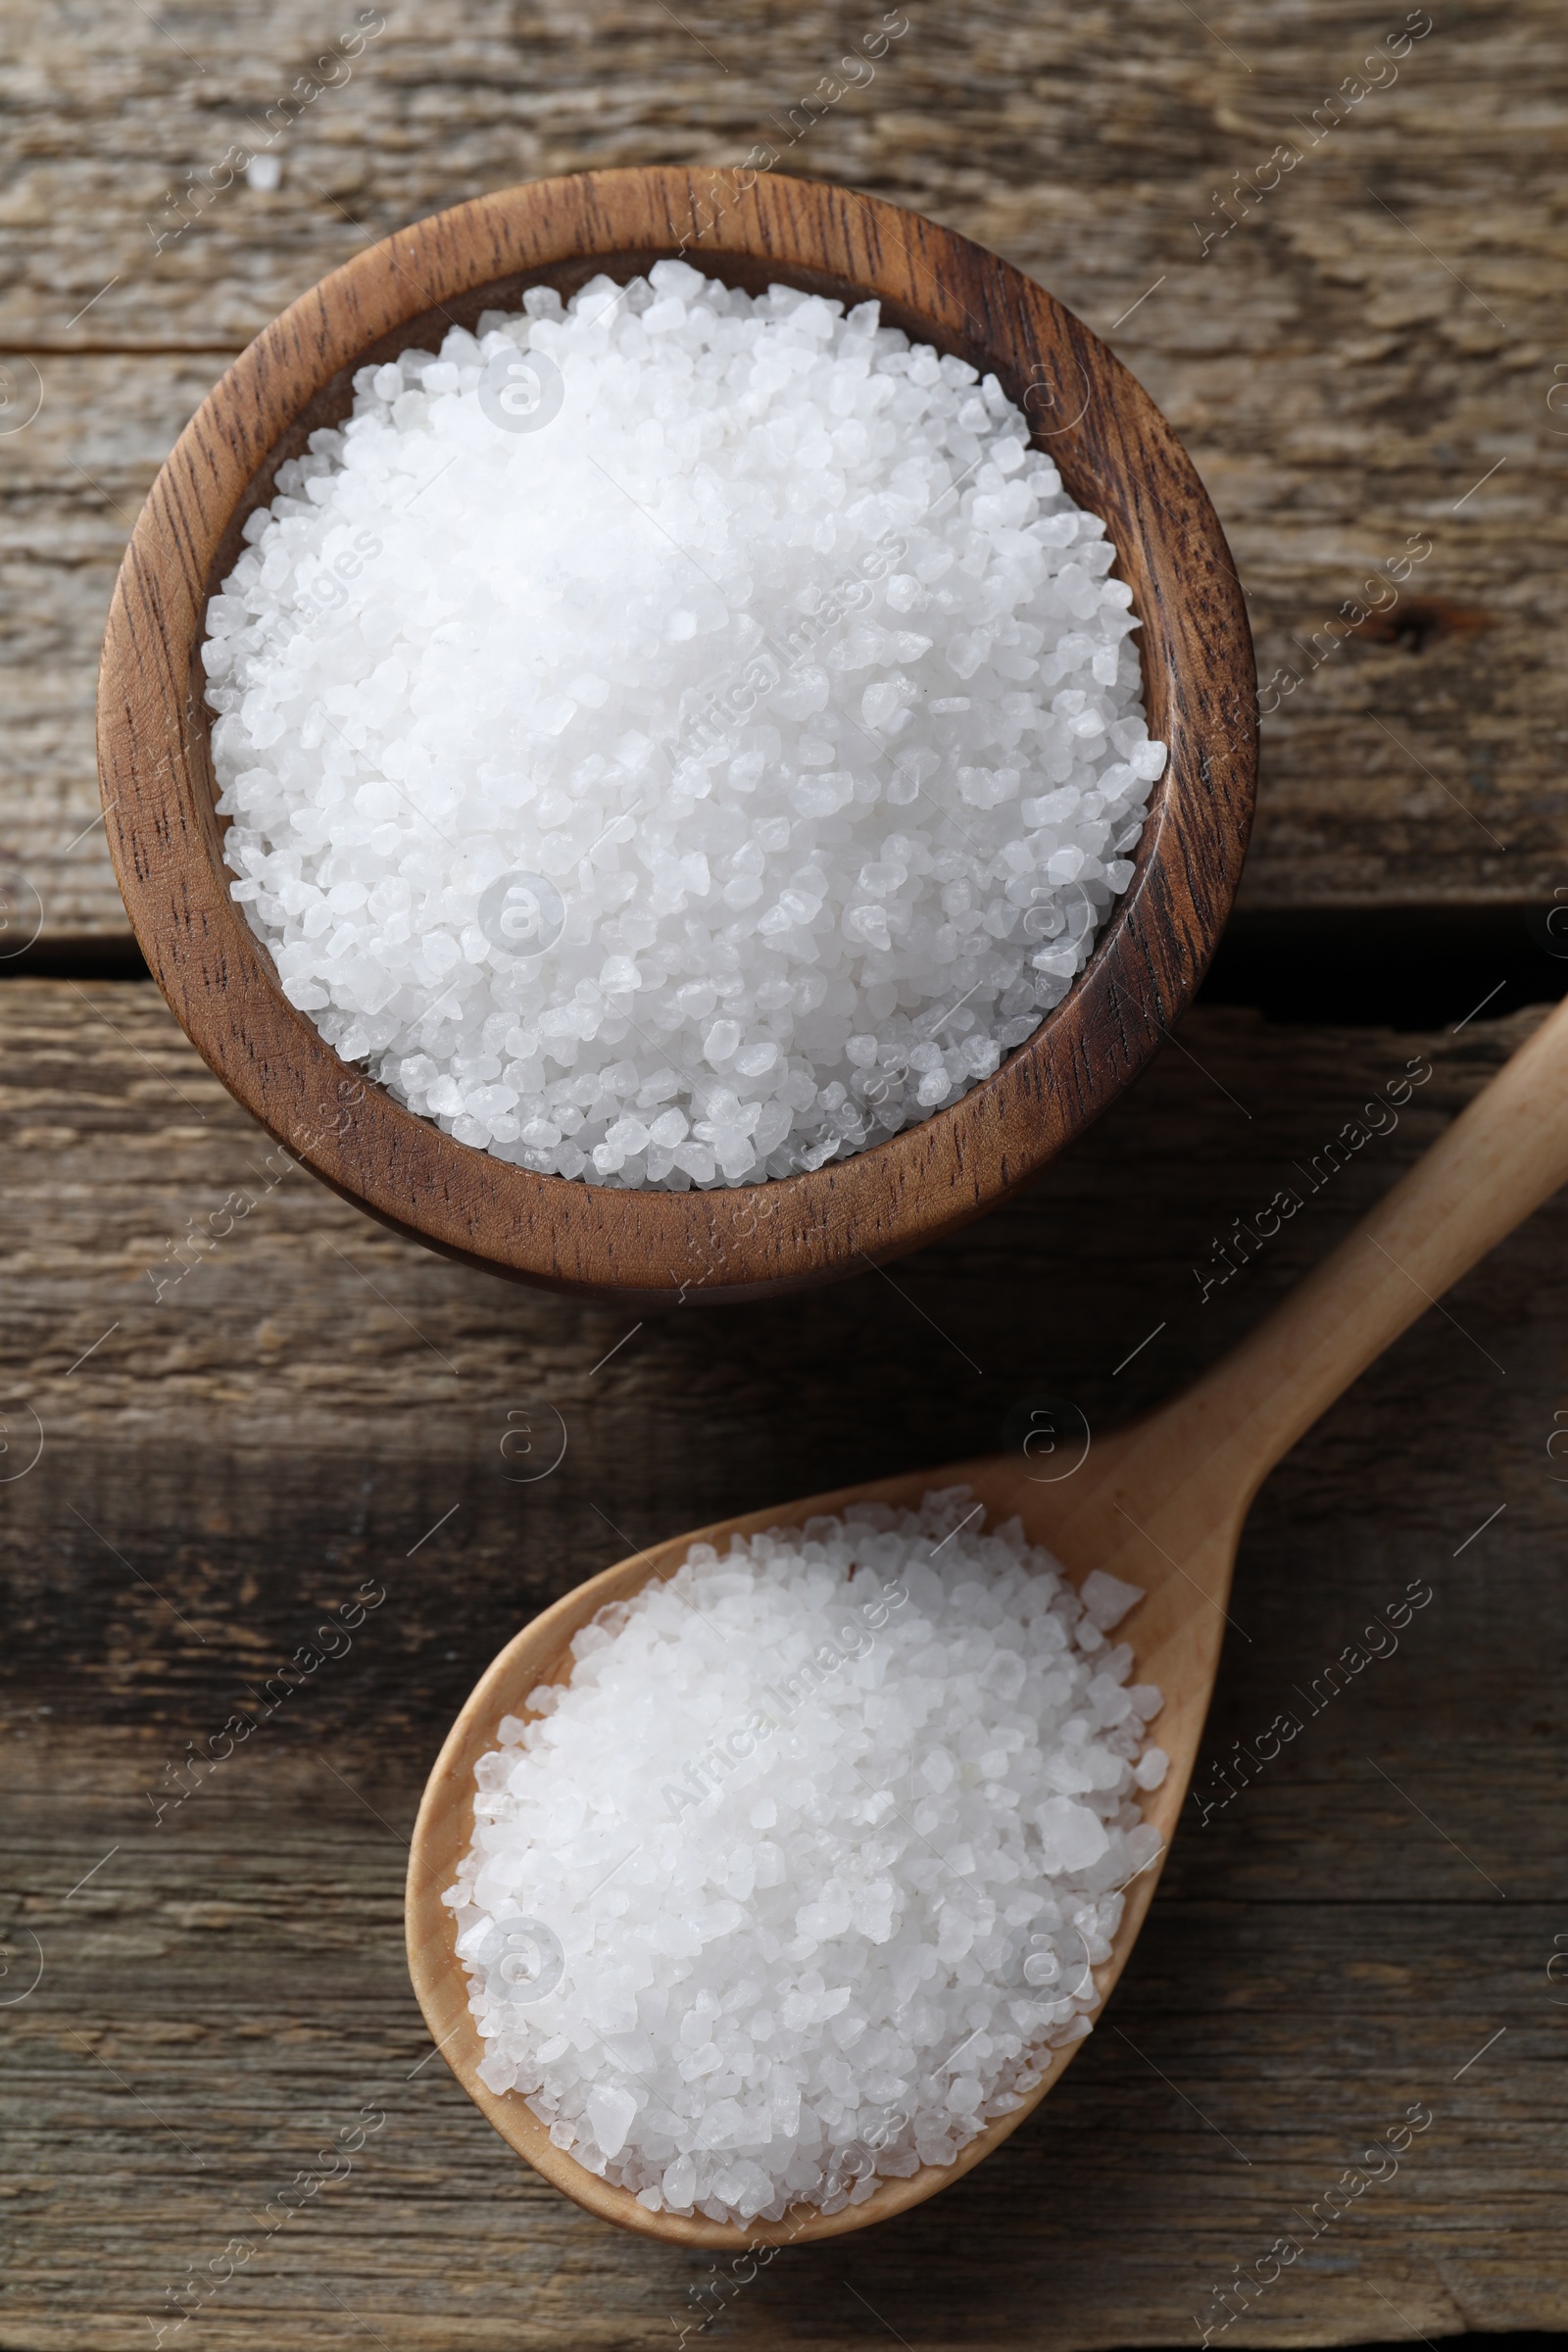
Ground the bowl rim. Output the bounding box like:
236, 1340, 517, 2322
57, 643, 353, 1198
97, 164, 1255, 1304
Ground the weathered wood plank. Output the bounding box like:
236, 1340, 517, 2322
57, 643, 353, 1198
1, 0, 1564, 942
1, 983, 1565, 2344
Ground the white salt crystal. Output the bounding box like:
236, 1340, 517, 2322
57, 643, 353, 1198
1037, 1795, 1111, 1872
1079, 1569, 1147, 1631
206, 268, 1164, 1189
444, 1490, 1165, 2224
586, 2082, 638, 2159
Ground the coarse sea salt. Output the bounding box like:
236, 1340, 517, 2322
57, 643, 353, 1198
206, 263, 1165, 1190
444, 1491, 1167, 2225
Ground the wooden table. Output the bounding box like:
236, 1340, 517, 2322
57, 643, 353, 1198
2, 0, 1566, 2343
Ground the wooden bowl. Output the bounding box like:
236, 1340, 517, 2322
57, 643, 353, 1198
98, 167, 1254, 1305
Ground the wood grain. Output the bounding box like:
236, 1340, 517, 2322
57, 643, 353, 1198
2, 981, 1566, 2342
96, 163, 1254, 1303
2, 0, 1562, 947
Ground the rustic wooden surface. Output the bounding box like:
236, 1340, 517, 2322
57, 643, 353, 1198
5, 0, 1568, 2339
3, 981, 1567, 2346
97, 161, 1254, 1301
1, 0, 1566, 946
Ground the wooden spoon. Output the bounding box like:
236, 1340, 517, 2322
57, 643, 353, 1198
408, 996, 1568, 2245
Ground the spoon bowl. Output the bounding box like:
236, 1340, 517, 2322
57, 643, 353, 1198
98, 164, 1254, 1304
409, 995, 1568, 2241
407, 1439, 1219, 2248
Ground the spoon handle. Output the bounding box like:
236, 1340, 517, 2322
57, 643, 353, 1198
1165, 994, 1568, 1511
